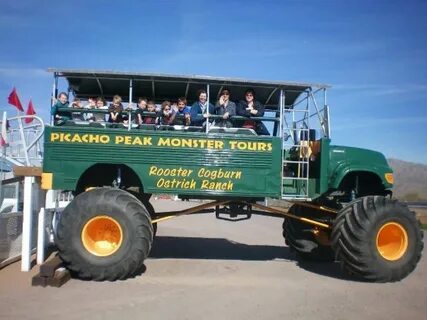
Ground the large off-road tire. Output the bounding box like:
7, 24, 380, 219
283, 204, 334, 261
128, 191, 157, 237
56, 188, 153, 281
332, 196, 423, 282
143, 199, 157, 237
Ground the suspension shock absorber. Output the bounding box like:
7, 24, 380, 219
113, 166, 122, 188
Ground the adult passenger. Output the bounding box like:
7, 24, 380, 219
190, 89, 214, 127
108, 95, 124, 123
51, 92, 71, 125
135, 97, 148, 125
237, 88, 269, 135
214, 88, 236, 128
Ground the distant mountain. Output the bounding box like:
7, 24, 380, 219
388, 159, 427, 201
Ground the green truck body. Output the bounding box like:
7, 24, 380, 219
43, 126, 393, 200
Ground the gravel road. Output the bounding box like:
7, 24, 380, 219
0, 200, 426, 320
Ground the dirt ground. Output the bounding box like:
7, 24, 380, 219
0, 200, 426, 320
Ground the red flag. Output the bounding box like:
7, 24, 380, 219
25, 99, 36, 123
1, 112, 8, 147
0, 135, 6, 147
8, 87, 24, 112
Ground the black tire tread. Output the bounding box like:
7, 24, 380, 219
331, 196, 423, 282
282, 204, 334, 261
56, 188, 153, 281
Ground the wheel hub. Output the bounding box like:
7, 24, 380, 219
376, 222, 408, 261
81, 216, 123, 257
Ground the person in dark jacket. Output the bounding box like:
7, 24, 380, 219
51, 92, 71, 125
190, 89, 214, 127
214, 88, 236, 128
237, 88, 269, 135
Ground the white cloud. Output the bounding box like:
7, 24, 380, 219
0, 67, 50, 79
334, 116, 427, 131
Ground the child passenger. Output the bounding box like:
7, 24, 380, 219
159, 101, 175, 125
94, 97, 108, 122
70, 98, 84, 121
84, 97, 96, 122
173, 97, 191, 126
108, 95, 124, 123
143, 100, 158, 124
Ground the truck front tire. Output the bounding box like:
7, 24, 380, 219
56, 188, 153, 281
331, 196, 423, 282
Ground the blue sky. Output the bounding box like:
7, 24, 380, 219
0, 0, 426, 163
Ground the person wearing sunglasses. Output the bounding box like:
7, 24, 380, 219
214, 88, 236, 128
237, 88, 269, 135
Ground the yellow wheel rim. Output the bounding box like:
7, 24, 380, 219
81, 216, 123, 257
376, 222, 408, 261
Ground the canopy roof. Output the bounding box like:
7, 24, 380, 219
48, 68, 330, 107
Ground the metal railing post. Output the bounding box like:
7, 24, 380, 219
21, 176, 34, 272
206, 83, 210, 134
128, 79, 133, 131
36, 208, 46, 265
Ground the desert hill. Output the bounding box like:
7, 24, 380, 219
388, 158, 427, 201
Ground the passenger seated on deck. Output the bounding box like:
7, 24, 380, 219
159, 101, 175, 125
108, 95, 124, 123
237, 88, 269, 135
190, 89, 214, 127
142, 100, 158, 124
93, 97, 108, 122
70, 98, 84, 121
173, 97, 191, 126
135, 97, 148, 125
51, 92, 71, 125
83, 97, 96, 122
214, 88, 236, 128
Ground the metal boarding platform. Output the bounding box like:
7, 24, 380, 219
279, 87, 330, 201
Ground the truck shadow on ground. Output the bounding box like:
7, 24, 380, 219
148, 236, 354, 281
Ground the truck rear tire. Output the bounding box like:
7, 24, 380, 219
56, 188, 153, 281
331, 196, 423, 282
283, 204, 334, 261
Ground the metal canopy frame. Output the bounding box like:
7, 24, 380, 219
48, 68, 329, 108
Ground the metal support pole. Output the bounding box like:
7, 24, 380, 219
18, 118, 30, 165
279, 89, 284, 138
128, 79, 133, 131
206, 83, 210, 134
279, 89, 284, 198
15, 180, 20, 211
36, 208, 46, 265
51, 74, 58, 126
309, 91, 326, 136
21, 176, 34, 272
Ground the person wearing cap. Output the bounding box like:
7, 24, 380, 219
214, 88, 236, 128
237, 88, 269, 135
